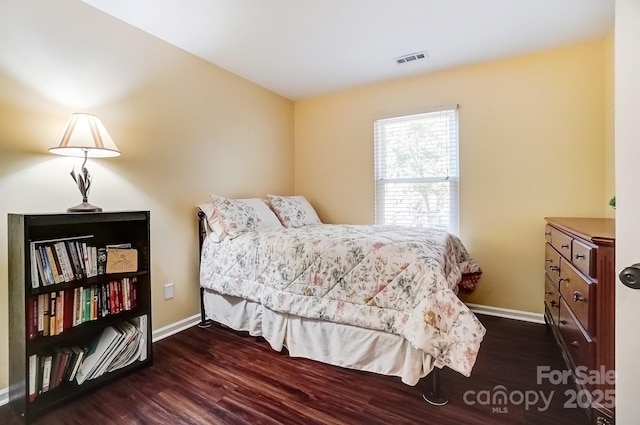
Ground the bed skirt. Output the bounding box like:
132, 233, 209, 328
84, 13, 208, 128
202, 289, 435, 386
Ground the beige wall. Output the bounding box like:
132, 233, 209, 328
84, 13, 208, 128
0, 1, 294, 388
295, 39, 610, 313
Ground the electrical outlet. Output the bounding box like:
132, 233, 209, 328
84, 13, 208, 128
164, 282, 174, 300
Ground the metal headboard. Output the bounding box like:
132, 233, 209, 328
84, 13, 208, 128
197, 209, 212, 328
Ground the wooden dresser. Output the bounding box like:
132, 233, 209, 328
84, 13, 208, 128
544, 217, 615, 425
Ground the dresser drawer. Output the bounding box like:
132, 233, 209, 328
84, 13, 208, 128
550, 227, 572, 260
544, 273, 560, 324
544, 243, 561, 286
572, 239, 596, 278
558, 298, 593, 370
559, 257, 594, 334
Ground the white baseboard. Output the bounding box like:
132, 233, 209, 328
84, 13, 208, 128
151, 314, 201, 342
467, 303, 545, 324
0, 314, 202, 407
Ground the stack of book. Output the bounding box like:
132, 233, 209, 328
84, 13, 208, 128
29, 238, 140, 289
29, 236, 112, 288
28, 346, 87, 401
27, 315, 148, 401
28, 277, 138, 339
75, 314, 148, 384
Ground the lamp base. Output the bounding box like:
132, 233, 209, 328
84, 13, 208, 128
67, 202, 102, 213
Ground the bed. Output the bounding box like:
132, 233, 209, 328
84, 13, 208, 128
197, 195, 486, 403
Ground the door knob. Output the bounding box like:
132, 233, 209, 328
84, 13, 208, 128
619, 264, 640, 289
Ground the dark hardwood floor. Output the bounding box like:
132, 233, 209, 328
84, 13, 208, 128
1, 314, 589, 424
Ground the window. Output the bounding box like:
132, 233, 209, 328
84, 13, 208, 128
374, 106, 459, 234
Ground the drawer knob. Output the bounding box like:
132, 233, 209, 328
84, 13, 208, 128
545, 231, 551, 236
559, 278, 569, 284
550, 266, 559, 272
559, 319, 567, 325
545, 259, 552, 263
550, 300, 558, 308
571, 340, 580, 348
561, 244, 569, 249
572, 291, 584, 302
545, 290, 553, 295
575, 254, 586, 260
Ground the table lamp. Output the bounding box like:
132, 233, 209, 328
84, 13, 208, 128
49, 113, 120, 212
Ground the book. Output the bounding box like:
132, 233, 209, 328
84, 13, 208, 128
45, 245, 62, 284
48, 350, 62, 391
37, 294, 46, 334
41, 355, 52, 393
130, 277, 138, 308
39, 246, 55, 286
63, 289, 74, 331
76, 241, 87, 278
68, 346, 86, 382
56, 290, 64, 335
90, 246, 97, 277
49, 293, 57, 336
134, 314, 148, 362
76, 286, 84, 326
93, 326, 128, 378
66, 240, 83, 280
42, 295, 50, 337
53, 242, 72, 282
54, 348, 73, 389
89, 285, 96, 321
100, 284, 109, 318
83, 287, 91, 323
105, 322, 142, 373
36, 355, 43, 395
93, 285, 99, 319
97, 247, 107, 275
117, 280, 123, 313
72, 287, 79, 327
106, 248, 138, 274
28, 297, 37, 340
29, 242, 40, 288
34, 244, 47, 288
75, 326, 122, 384
126, 277, 132, 310
28, 354, 37, 402
81, 242, 90, 277
109, 281, 116, 315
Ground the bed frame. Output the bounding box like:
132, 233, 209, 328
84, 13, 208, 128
196, 210, 447, 405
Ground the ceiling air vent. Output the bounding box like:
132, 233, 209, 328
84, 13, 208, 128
395, 51, 428, 65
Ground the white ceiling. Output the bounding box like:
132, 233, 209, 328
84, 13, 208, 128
81, 0, 614, 100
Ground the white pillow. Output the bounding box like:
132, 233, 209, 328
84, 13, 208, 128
198, 203, 227, 242
210, 195, 283, 239
265, 195, 321, 228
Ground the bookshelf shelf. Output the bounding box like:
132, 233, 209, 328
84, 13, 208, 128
8, 211, 153, 424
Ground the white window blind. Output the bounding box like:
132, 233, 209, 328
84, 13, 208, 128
374, 107, 459, 234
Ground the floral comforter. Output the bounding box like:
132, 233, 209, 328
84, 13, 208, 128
199, 224, 486, 377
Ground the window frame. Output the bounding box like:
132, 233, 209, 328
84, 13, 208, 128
373, 106, 459, 234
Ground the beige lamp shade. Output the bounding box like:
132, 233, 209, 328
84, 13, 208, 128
49, 113, 120, 158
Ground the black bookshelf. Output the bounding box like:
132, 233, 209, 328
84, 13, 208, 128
8, 211, 153, 423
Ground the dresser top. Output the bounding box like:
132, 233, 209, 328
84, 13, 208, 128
545, 217, 615, 244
